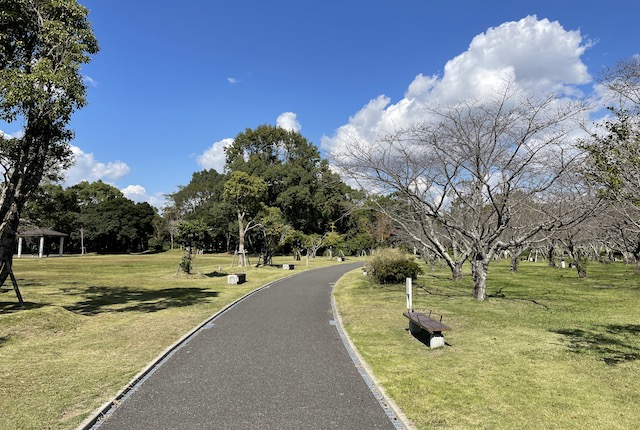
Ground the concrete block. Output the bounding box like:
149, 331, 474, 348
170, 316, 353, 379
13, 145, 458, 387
227, 273, 246, 285
429, 334, 445, 349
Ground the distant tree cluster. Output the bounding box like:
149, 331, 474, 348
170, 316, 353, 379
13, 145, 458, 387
165, 125, 388, 267
21, 181, 157, 253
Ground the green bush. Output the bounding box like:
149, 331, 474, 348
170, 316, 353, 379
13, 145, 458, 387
366, 248, 423, 284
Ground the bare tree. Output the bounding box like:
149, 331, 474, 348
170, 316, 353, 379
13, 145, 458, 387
333, 83, 597, 300
600, 57, 640, 110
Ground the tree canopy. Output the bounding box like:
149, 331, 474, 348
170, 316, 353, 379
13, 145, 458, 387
0, 0, 98, 294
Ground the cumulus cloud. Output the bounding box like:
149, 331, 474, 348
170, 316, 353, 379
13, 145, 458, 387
196, 137, 234, 172
196, 112, 303, 171
63, 145, 130, 186
121, 184, 165, 208
276, 112, 301, 132
322, 15, 593, 156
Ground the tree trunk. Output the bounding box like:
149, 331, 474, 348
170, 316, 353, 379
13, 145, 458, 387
574, 260, 587, 278
547, 244, 556, 268
510, 254, 519, 273
452, 261, 464, 281
237, 210, 246, 267
0, 196, 22, 288
633, 239, 640, 274
472, 258, 488, 300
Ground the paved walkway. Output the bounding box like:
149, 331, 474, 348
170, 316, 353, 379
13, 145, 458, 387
90, 263, 402, 430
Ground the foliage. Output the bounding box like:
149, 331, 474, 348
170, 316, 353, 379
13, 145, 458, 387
366, 248, 422, 284
176, 220, 209, 247
20, 182, 79, 233
20, 181, 158, 253
223, 171, 267, 267
0, 0, 98, 288
81, 197, 156, 253
225, 125, 353, 234
176, 220, 210, 273
222, 171, 267, 215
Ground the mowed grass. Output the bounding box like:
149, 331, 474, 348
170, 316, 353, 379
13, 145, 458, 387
334, 260, 640, 429
0, 251, 339, 430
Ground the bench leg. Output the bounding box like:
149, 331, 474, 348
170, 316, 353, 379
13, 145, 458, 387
409, 320, 422, 335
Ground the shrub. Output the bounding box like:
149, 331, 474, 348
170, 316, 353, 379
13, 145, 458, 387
366, 248, 423, 284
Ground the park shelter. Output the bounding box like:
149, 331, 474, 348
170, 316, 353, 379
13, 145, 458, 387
17, 228, 68, 258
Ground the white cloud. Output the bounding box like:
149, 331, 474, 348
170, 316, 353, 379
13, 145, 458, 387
121, 184, 165, 208
276, 112, 301, 132
121, 184, 146, 201
227, 77, 240, 84
434, 15, 590, 101
196, 137, 233, 172
322, 15, 593, 156
63, 145, 130, 186
196, 112, 303, 172
0, 128, 24, 139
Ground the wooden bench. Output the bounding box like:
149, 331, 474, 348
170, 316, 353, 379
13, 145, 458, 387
403, 310, 451, 349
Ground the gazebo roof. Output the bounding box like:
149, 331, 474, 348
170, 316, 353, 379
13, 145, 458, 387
18, 228, 68, 238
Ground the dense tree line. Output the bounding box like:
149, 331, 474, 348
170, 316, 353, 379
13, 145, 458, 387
21, 181, 156, 253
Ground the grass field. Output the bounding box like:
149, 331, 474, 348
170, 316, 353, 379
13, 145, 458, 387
0, 251, 338, 430
333, 260, 640, 429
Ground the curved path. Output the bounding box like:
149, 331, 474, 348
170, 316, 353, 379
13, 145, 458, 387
90, 263, 402, 430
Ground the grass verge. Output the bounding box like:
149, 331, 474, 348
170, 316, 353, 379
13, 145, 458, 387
0, 251, 341, 430
334, 260, 640, 429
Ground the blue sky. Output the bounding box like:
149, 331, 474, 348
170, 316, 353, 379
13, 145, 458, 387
2, 1, 638, 208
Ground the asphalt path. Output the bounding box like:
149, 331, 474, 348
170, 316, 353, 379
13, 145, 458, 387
91, 263, 401, 430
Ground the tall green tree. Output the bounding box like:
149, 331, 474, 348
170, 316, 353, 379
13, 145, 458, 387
21, 182, 79, 233
225, 125, 352, 234
0, 0, 98, 295
81, 197, 155, 253
176, 220, 209, 274
166, 169, 234, 251
223, 171, 267, 267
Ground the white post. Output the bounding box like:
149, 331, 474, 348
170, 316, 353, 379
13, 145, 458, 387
17, 237, 23, 258
38, 236, 44, 258
59, 237, 64, 256
406, 277, 413, 311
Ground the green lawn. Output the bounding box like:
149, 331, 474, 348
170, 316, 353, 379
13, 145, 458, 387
334, 260, 640, 430
0, 251, 338, 430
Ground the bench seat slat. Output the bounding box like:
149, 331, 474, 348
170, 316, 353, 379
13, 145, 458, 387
403, 311, 451, 332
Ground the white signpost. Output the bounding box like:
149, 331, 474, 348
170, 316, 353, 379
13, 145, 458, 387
406, 277, 413, 311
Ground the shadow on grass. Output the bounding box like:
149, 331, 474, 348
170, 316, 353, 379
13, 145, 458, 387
64, 286, 219, 316
0, 300, 48, 314
554, 324, 640, 365
405, 328, 453, 348
203, 271, 228, 278
487, 287, 551, 310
